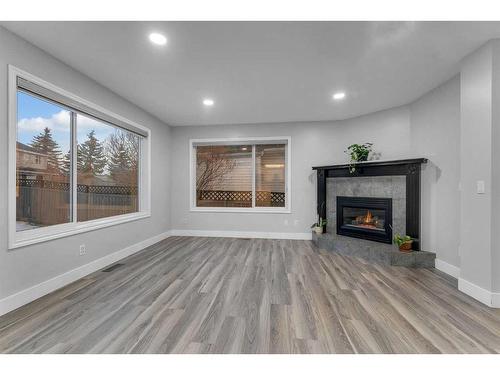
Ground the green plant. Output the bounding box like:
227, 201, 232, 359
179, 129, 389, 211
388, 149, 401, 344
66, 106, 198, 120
345, 142, 373, 173
393, 234, 412, 247
311, 216, 327, 228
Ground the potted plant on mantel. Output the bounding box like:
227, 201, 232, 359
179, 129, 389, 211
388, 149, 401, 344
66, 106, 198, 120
345, 142, 373, 173
394, 234, 413, 252
311, 216, 327, 235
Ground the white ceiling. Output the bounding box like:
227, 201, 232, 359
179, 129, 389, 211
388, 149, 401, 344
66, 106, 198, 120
4, 21, 500, 126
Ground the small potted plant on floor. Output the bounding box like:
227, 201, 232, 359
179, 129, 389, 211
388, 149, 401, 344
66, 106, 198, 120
345, 142, 373, 173
394, 234, 413, 252
311, 217, 327, 235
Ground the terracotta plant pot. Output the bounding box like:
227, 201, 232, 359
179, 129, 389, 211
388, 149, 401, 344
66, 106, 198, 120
314, 226, 323, 235
399, 241, 413, 252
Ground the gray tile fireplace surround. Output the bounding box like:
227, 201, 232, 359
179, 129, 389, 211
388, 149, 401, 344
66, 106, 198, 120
312, 175, 435, 268
327, 176, 406, 237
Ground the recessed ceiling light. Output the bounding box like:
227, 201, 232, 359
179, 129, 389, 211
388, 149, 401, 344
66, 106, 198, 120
333, 92, 346, 100
149, 33, 167, 46
203, 98, 215, 106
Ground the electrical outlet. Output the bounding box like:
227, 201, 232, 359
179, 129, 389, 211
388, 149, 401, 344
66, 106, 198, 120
284, 219, 289, 226
294, 220, 300, 226
79, 244, 86, 256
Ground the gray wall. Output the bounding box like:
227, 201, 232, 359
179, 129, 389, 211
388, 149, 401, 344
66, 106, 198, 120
492, 42, 500, 293
460, 42, 493, 291
459, 40, 500, 294
410, 75, 461, 268
170, 106, 412, 235
0, 27, 172, 300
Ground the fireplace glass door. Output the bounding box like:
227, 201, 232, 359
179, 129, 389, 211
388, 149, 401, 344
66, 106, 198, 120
336, 196, 392, 243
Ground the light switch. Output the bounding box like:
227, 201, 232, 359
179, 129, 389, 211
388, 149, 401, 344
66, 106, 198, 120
477, 180, 485, 194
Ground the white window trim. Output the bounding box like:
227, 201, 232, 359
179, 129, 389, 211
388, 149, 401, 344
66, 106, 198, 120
189, 136, 291, 214
8, 65, 152, 249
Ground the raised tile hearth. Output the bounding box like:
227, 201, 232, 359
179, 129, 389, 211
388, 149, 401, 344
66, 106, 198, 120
312, 231, 436, 267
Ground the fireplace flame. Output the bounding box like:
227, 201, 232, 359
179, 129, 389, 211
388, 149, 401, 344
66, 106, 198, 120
350, 209, 383, 231
364, 210, 372, 224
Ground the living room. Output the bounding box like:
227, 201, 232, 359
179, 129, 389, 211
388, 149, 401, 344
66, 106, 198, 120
1, 0, 500, 372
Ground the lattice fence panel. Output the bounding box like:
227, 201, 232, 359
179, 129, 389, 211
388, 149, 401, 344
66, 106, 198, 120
199, 190, 285, 207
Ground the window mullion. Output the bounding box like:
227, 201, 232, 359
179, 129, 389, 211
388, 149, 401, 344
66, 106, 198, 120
137, 140, 142, 212
71, 112, 78, 223
252, 144, 256, 208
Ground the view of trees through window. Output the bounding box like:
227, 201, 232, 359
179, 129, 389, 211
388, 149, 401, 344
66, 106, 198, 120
16, 91, 141, 231
195, 142, 286, 209
76, 113, 139, 222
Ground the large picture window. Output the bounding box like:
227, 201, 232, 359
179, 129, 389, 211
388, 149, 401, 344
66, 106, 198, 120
9, 67, 150, 248
191, 138, 290, 212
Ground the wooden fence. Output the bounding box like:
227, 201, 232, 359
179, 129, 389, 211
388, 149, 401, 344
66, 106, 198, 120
16, 178, 138, 226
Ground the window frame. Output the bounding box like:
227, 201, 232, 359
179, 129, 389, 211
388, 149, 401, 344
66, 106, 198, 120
8, 65, 151, 249
189, 137, 291, 213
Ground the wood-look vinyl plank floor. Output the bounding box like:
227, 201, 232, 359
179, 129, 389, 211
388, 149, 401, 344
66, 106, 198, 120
1, 236, 500, 354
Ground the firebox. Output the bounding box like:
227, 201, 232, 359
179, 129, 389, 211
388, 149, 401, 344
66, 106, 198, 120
336, 196, 392, 243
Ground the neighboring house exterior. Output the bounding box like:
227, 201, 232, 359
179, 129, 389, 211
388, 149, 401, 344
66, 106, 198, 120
16, 141, 49, 179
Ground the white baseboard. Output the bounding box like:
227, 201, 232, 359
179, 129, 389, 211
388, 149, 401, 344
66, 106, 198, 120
458, 278, 500, 308
492, 292, 500, 308
169, 229, 312, 240
435, 260, 500, 308
435, 259, 460, 278
0, 231, 171, 317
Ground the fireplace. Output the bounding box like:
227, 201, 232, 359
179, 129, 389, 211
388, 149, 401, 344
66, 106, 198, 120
336, 196, 392, 243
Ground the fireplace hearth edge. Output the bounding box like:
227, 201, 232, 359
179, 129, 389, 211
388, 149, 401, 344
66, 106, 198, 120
312, 231, 436, 267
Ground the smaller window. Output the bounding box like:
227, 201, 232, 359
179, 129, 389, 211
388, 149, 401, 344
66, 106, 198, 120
191, 138, 290, 212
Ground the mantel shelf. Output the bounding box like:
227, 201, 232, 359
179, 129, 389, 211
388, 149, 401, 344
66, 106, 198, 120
312, 158, 427, 171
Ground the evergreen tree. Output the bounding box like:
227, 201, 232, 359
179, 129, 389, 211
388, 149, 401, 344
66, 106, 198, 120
30, 127, 62, 172
107, 131, 139, 183
108, 137, 131, 180
77, 130, 107, 175
62, 151, 71, 175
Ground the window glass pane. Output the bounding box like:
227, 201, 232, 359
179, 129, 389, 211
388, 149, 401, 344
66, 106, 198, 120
16, 91, 71, 231
196, 145, 252, 207
76, 113, 139, 221
255, 144, 286, 207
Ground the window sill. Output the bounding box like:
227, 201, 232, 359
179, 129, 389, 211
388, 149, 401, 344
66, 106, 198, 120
190, 207, 291, 214
9, 211, 151, 250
